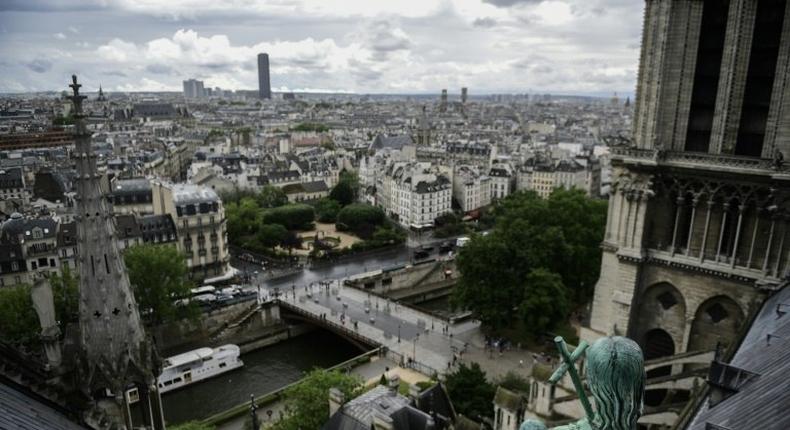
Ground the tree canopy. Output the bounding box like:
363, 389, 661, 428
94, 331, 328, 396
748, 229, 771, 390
314, 198, 341, 223
0, 285, 40, 345
452, 189, 606, 333
336, 203, 385, 239
124, 244, 198, 325
256, 185, 288, 209
520, 268, 569, 335
263, 204, 315, 231
272, 369, 361, 430
444, 362, 495, 420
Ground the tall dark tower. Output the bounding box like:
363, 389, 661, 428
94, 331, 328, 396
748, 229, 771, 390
258, 53, 271, 99
584, 0, 790, 368
69, 75, 164, 429
440, 89, 448, 112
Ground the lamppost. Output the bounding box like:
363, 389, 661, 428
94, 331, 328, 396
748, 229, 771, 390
413, 333, 419, 363
398, 324, 401, 343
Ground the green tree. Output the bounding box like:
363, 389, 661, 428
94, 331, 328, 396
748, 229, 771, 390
226, 198, 262, 242
329, 180, 354, 206
336, 204, 385, 239
257, 186, 288, 209
168, 422, 214, 430
50, 266, 79, 329
520, 268, 569, 335
280, 231, 303, 255
444, 362, 495, 420
257, 224, 288, 249
452, 189, 606, 331
314, 198, 341, 223
272, 369, 361, 430
124, 244, 198, 325
0, 285, 40, 345
263, 204, 315, 231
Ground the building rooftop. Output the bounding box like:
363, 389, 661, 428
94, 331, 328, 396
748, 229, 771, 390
170, 183, 220, 206
686, 285, 790, 430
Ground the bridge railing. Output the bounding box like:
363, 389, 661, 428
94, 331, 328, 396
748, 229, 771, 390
276, 299, 377, 347
384, 348, 440, 379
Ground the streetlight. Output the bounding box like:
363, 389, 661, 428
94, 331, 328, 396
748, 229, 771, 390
398, 324, 401, 343
413, 333, 419, 363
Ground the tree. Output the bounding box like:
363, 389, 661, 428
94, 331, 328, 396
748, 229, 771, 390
50, 266, 79, 330
226, 198, 262, 242
336, 204, 385, 239
257, 224, 288, 249
168, 422, 214, 430
0, 285, 40, 345
329, 180, 354, 206
263, 204, 315, 231
124, 244, 198, 325
444, 362, 495, 420
280, 231, 303, 255
257, 186, 288, 209
452, 189, 606, 331
314, 198, 341, 223
520, 268, 569, 335
272, 369, 361, 430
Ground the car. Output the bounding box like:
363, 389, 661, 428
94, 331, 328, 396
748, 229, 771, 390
414, 249, 430, 260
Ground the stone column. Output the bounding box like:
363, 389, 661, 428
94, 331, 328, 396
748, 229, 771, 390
699, 200, 714, 263
717, 203, 731, 262
731, 205, 746, 268
762, 3, 790, 159
671, 196, 685, 256
710, 0, 758, 155
763, 214, 777, 273
685, 196, 699, 256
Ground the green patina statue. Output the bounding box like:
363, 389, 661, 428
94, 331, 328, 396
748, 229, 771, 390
520, 336, 645, 430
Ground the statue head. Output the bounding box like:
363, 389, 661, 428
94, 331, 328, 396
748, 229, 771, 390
586, 336, 645, 430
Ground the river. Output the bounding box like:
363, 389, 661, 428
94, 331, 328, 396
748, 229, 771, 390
145, 330, 362, 425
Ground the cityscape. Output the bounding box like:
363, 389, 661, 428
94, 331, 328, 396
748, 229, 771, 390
0, 1, 789, 430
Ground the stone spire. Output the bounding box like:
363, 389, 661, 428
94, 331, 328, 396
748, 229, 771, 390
97, 84, 106, 102
68, 75, 163, 429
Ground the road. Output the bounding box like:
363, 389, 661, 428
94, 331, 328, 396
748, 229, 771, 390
232, 242, 454, 293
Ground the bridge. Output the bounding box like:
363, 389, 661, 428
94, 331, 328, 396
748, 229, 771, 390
275, 279, 473, 376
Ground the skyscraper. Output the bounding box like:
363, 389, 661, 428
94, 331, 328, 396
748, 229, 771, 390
182, 78, 205, 99
258, 53, 271, 99
583, 0, 790, 364
461, 87, 468, 104
440, 89, 447, 112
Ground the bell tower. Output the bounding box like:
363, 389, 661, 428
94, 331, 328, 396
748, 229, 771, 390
69, 75, 165, 429
583, 0, 790, 362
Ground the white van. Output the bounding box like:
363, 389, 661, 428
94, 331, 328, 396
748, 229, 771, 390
456, 236, 470, 248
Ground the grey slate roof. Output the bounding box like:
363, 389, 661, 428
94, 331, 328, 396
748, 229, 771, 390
0, 381, 87, 430
370, 134, 414, 151
685, 285, 790, 430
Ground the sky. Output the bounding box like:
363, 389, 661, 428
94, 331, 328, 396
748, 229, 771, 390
0, 0, 645, 95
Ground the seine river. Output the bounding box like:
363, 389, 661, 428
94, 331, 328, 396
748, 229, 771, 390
143, 330, 361, 425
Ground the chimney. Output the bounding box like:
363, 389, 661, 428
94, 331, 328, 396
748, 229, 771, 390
329, 388, 345, 417
373, 412, 395, 430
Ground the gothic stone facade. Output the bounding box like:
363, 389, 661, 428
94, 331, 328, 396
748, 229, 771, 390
582, 0, 790, 363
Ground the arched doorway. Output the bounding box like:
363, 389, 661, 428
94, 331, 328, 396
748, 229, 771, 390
642, 328, 675, 407
688, 295, 745, 353
635, 282, 686, 353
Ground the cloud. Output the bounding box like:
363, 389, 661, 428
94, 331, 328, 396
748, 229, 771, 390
482, 0, 543, 7
145, 64, 174, 75
472, 17, 498, 28
54, 32, 67, 40
26, 58, 52, 73
1, 1, 644, 95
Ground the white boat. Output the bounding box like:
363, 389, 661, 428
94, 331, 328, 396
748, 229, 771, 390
126, 344, 244, 403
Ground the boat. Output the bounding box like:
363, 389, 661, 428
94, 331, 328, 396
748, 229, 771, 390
126, 344, 244, 403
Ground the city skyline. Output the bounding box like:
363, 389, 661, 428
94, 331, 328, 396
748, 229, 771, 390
0, 0, 642, 95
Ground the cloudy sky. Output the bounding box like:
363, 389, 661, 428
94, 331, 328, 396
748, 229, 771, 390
0, 0, 644, 95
